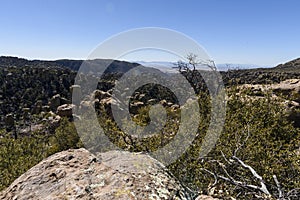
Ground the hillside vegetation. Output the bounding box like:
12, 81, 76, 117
0, 56, 299, 199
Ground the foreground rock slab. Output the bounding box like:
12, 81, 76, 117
0, 148, 217, 200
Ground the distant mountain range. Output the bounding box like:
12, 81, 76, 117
1, 56, 299, 74
137, 61, 270, 72
0, 56, 141, 74
216, 63, 270, 71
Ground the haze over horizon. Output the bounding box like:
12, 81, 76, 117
1, 0, 300, 66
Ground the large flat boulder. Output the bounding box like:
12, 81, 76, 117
0, 148, 215, 200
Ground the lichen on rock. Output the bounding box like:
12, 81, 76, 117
0, 148, 208, 200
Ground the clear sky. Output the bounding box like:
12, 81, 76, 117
0, 0, 299, 66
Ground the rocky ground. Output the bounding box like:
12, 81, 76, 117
235, 78, 300, 127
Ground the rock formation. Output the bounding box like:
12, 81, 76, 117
56, 104, 75, 118
0, 148, 217, 200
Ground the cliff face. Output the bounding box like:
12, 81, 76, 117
0, 148, 215, 200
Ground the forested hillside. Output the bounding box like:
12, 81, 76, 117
0, 56, 299, 199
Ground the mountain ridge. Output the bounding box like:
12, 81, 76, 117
275, 57, 300, 70
1, 56, 300, 73
0, 56, 141, 73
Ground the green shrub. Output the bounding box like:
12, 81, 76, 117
168, 88, 300, 199
48, 117, 83, 154
0, 118, 82, 191
0, 135, 49, 190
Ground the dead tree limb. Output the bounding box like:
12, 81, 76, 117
232, 156, 270, 195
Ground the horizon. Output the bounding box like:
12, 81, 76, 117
1, 0, 300, 66
0, 55, 276, 70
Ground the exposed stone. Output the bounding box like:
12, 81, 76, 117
160, 99, 168, 107
100, 97, 121, 117
49, 94, 61, 111
93, 89, 111, 100
237, 79, 300, 128
148, 99, 157, 104
167, 102, 173, 106
42, 105, 50, 112
56, 104, 75, 117
171, 104, 180, 111
19, 124, 44, 136
100, 97, 116, 106
195, 195, 219, 200
0, 148, 204, 200
130, 101, 144, 113
61, 97, 71, 105
49, 114, 61, 128
138, 93, 146, 100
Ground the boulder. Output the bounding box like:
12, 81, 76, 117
56, 104, 75, 117
49, 114, 61, 129
239, 79, 300, 127
100, 97, 121, 117
0, 148, 206, 200
148, 99, 157, 104
49, 94, 61, 111
19, 124, 44, 136
93, 89, 111, 100
130, 101, 144, 114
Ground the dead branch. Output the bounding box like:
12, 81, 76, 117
232, 156, 270, 195
273, 175, 283, 199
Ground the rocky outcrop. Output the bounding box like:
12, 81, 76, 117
237, 79, 300, 128
93, 89, 111, 100
49, 94, 62, 111
271, 78, 300, 93
0, 148, 216, 200
56, 104, 75, 117
195, 196, 217, 200
49, 94, 71, 112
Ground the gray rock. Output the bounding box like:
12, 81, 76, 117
0, 148, 202, 200
56, 104, 75, 117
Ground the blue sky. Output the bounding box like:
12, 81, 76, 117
0, 0, 299, 66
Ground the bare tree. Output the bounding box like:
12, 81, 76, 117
173, 53, 223, 96
174, 53, 217, 72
